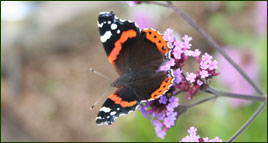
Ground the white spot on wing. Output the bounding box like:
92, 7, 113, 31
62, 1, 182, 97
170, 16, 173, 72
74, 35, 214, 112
97, 104, 140, 126
111, 23, 117, 30
97, 22, 104, 28
110, 111, 116, 116
108, 21, 111, 24
99, 11, 110, 15
119, 19, 126, 22
99, 106, 111, 113
100, 31, 112, 43
117, 30, 120, 34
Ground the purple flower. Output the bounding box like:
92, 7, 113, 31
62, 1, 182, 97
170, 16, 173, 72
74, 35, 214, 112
200, 70, 209, 79
209, 137, 223, 142
152, 119, 162, 128
173, 68, 182, 84
181, 126, 222, 142
159, 95, 168, 104
181, 135, 200, 142
163, 28, 174, 42
208, 60, 218, 70
182, 35, 193, 43
186, 72, 197, 83
173, 45, 184, 59
155, 127, 167, 139
169, 96, 179, 108
166, 103, 175, 112
139, 102, 150, 119
163, 116, 175, 128
202, 53, 213, 62
139, 95, 179, 139
188, 126, 197, 135
200, 61, 209, 70
157, 112, 165, 120
182, 35, 192, 49
197, 80, 203, 86
185, 50, 194, 57
192, 49, 201, 57
158, 58, 175, 71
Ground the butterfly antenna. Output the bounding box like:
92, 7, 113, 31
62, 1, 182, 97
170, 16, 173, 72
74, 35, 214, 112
90, 68, 112, 81
90, 89, 110, 110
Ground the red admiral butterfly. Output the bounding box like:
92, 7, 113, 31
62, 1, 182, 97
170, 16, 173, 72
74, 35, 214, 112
96, 11, 174, 125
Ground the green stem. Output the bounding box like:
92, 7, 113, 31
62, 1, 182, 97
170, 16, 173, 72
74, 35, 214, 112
206, 86, 266, 102
227, 102, 267, 142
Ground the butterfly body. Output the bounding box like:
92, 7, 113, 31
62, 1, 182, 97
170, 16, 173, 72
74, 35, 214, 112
96, 11, 174, 125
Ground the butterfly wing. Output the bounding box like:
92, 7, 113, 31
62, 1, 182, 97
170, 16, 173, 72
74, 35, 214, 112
115, 29, 171, 74
98, 11, 141, 75
131, 70, 174, 101
96, 70, 174, 125
96, 87, 140, 125
98, 12, 170, 75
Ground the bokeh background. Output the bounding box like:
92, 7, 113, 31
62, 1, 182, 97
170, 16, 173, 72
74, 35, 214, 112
1, 1, 267, 142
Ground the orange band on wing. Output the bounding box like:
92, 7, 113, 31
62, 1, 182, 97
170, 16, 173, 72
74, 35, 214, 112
109, 94, 137, 107
143, 29, 169, 54
108, 30, 137, 64
149, 77, 173, 101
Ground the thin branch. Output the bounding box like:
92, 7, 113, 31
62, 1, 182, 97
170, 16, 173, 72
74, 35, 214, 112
175, 95, 218, 116
227, 102, 267, 142
206, 86, 266, 102
186, 95, 218, 108
164, 2, 264, 96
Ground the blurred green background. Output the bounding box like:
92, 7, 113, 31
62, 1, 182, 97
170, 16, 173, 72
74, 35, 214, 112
1, 1, 267, 142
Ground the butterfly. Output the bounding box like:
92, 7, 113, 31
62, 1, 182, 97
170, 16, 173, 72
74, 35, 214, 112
96, 11, 174, 125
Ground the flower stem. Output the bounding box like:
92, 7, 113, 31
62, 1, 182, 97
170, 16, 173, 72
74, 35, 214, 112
186, 95, 218, 108
227, 102, 267, 142
175, 95, 218, 116
206, 86, 267, 102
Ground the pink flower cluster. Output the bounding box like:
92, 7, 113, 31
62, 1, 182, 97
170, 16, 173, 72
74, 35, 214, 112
181, 126, 222, 142
160, 28, 219, 99
139, 95, 179, 139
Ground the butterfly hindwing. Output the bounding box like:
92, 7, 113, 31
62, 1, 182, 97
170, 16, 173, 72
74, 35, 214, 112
131, 70, 174, 101
96, 87, 140, 125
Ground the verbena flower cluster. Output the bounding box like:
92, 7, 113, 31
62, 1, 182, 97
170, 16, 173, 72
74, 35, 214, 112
181, 126, 222, 142
139, 95, 179, 139
160, 28, 219, 99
